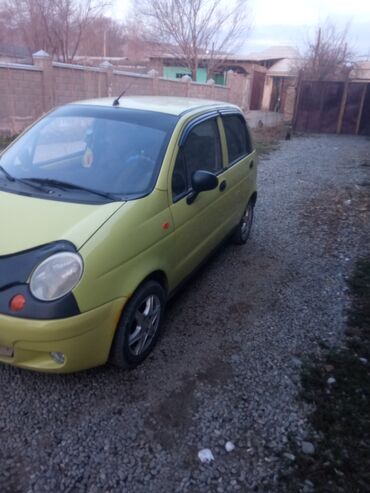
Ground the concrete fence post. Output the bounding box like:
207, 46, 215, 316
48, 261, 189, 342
148, 69, 159, 95
99, 61, 114, 97
32, 50, 54, 112
206, 78, 215, 99
226, 70, 236, 104
227, 70, 248, 109
181, 75, 192, 97
243, 74, 253, 111
5, 68, 17, 135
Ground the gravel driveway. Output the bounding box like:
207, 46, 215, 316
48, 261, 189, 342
1, 134, 370, 493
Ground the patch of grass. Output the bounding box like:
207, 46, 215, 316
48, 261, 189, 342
251, 123, 289, 157
253, 139, 280, 156
348, 259, 370, 330
282, 258, 370, 492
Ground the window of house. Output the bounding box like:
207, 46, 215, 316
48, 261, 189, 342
222, 114, 252, 164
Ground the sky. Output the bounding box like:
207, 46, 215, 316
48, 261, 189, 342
246, 0, 370, 56
113, 0, 370, 58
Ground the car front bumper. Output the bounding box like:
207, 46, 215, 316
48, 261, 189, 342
0, 298, 126, 373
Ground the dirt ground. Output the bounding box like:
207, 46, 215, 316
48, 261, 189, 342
0, 134, 369, 492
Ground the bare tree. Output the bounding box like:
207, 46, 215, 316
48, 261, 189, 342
0, 7, 14, 44
301, 20, 355, 80
135, 0, 251, 80
1, 0, 108, 62
121, 18, 156, 62
78, 16, 126, 57
0, 0, 45, 53
51, 0, 109, 61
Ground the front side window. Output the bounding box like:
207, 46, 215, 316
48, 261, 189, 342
222, 114, 252, 165
0, 105, 177, 203
172, 118, 221, 200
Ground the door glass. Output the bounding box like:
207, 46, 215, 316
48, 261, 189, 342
172, 118, 221, 201
172, 148, 188, 199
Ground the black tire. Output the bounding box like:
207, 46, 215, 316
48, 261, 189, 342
110, 280, 166, 369
232, 200, 254, 245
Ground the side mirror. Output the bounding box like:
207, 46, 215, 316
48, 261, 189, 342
187, 170, 218, 204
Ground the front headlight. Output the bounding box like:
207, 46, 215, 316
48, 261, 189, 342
30, 252, 83, 301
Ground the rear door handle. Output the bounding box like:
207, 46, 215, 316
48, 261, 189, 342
249, 161, 254, 169
219, 180, 227, 191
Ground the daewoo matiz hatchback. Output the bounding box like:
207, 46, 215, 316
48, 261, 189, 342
0, 96, 257, 373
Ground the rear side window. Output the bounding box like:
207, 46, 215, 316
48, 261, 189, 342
222, 114, 252, 164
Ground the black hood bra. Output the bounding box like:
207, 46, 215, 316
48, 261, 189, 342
0, 241, 80, 319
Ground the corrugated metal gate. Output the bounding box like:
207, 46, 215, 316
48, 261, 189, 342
293, 80, 370, 135
358, 84, 370, 135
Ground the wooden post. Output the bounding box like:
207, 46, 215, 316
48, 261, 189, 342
292, 70, 303, 130
336, 73, 350, 134
355, 83, 367, 135
313, 28, 321, 74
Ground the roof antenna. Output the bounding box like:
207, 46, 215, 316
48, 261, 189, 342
112, 81, 134, 106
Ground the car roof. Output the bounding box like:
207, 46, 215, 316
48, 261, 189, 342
71, 96, 240, 117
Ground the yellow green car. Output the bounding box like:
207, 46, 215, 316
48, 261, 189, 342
0, 96, 257, 373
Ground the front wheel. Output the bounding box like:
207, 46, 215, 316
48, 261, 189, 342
110, 281, 166, 369
232, 200, 254, 245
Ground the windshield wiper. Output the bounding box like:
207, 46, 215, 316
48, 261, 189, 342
0, 165, 15, 181
0, 165, 47, 191
23, 177, 118, 201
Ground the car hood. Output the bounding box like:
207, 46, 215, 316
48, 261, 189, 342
0, 191, 125, 255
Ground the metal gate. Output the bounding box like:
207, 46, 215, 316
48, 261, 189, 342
250, 71, 266, 110
293, 80, 370, 135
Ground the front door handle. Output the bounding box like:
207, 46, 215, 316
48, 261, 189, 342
219, 180, 227, 191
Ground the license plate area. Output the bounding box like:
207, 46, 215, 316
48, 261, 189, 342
0, 345, 14, 358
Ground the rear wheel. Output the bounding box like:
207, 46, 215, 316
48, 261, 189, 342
110, 280, 166, 368
232, 200, 254, 245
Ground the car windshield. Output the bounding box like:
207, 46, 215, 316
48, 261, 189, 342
0, 105, 177, 202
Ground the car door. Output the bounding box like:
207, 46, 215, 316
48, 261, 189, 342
168, 115, 230, 286
219, 112, 256, 227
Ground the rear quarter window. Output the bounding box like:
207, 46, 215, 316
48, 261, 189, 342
222, 114, 253, 165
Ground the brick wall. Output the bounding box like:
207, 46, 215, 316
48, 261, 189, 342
0, 64, 43, 134
0, 52, 245, 136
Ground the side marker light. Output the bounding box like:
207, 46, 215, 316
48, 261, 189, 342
9, 294, 26, 312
